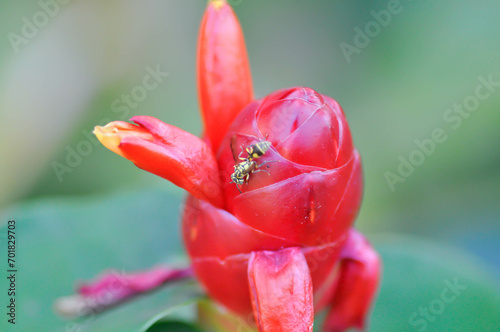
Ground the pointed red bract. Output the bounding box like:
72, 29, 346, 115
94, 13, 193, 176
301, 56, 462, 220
322, 230, 381, 332
197, 0, 253, 151
248, 248, 314, 332
94, 116, 224, 207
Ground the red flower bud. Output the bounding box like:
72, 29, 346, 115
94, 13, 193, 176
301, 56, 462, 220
216, 87, 362, 246
90, 1, 381, 331
182, 87, 372, 329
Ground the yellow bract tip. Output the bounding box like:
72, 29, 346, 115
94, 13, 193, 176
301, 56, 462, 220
210, 0, 226, 10
93, 123, 128, 158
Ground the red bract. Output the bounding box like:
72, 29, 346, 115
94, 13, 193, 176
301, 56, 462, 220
92, 1, 381, 331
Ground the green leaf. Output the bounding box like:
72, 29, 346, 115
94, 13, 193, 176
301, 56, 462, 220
140, 300, 200, 332
0, 188, 201, 332
145, 321, 203, 332
368, 234, 500, 332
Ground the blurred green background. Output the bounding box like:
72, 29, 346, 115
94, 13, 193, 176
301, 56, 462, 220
0, 0, 499, 331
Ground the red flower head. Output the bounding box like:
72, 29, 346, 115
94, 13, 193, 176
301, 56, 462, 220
93, 1, 381, 331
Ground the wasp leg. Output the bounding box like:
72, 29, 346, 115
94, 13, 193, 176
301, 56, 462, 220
256, 160, 280, 168
251, 168, 271, 175
238, 149, 246, 161
252, 160, 279, 176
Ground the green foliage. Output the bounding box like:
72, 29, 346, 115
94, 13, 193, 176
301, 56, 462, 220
313, 235, 500, 331
0, 189, 200, 332
145, 321, 202, 332
370, 235, 500, 331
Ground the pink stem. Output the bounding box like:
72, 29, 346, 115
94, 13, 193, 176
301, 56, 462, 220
55, 266, 194, 317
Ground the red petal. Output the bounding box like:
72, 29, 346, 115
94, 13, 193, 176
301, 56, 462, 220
248, 248, 314, 332
197, 0, 253, 151
323, 96, 353, 167
182, 195, 298, 260
192, 255, 252, 316
322, 230, 381, 332
120, 116, 223, 207
189, 239, 346, 318
229, 152, 363, 246
275, 107, 339, 169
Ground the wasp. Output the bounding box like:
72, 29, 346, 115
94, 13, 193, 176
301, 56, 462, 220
239, 140, 271, 160
230, 139, 277, 193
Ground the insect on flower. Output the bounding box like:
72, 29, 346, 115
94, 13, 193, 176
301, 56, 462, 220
230, 137, 276, 193
78, 1, 382, 330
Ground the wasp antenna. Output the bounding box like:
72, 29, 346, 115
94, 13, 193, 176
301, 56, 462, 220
236, 184, 242, 194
